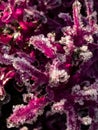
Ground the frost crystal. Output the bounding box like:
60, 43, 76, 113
51, 99, 66, 113
81, 116, 92, 125
49, 59, 70, 87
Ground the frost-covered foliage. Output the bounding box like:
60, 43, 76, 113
0, 0, 98, 130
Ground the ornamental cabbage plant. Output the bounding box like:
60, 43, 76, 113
0, 0, 98, 130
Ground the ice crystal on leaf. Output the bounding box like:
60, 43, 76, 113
7, 96, 46, 128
